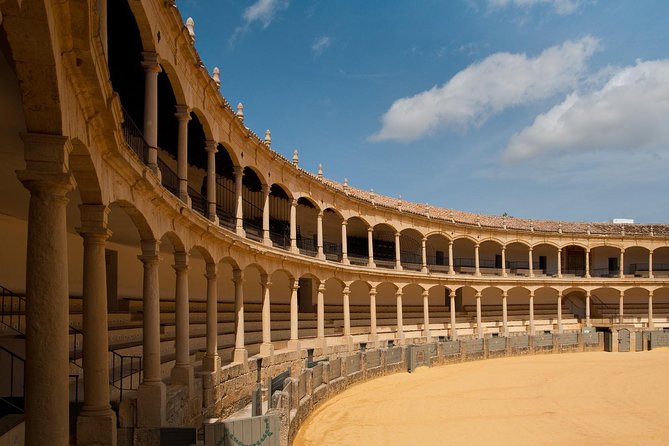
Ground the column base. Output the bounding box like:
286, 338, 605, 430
209, 214, 220, 225
233, 348, 248, 364
368, 262, 376, 268
263, 237, 272, 247
77, 409, 117, 446
137, 381, 166, 428
236, 226, 246, 237
421, 266, 428, 273
202, 354, 221, 373
395, 264, 403, 271
259, 342, 274, 357
342, 257, 350, 265
170, 364, 195, 394
342, 335, 354, 351
291, 245, 299, 254
317, 252, 326, 260
178, 192, 191, 206
287, 339, 301, 351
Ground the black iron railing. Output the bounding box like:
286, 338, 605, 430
188, 186, 207, 217
110, 350, 142, 402
121, 107, 149, 164
0, 286, 25, 334
156, 157, 180, 197
0, 345, 24, 414
297, 237, 317, 256
69, 325, 84, 369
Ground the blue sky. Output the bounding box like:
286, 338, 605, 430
178, 0, 669, 223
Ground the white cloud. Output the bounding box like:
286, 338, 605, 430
504, 59, 669, 162
371, 36, 599, 142
488, 0, 587, 15
230, 0, 290, 46
312, 36, 332, 56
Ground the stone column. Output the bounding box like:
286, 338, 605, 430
529, 291, 535, 335
17, 134, 75, 446
585, 290, 591, 327
234, 166, 245, 236
396, 290, 405, 344
233, 269, 248, 363
369, 287, 378, 343
317, 211, 325, 260
175, 105, 191, 203
343, 286, 352, 349
619, 249, 625, 278
557, 248, 562, 278
649, 250, 654, 278
648, 291, 654, 329
502, 292, 508, 337
171, 251, 193, 392
367, 227, 376, 267
422, 290, 431, 341
205, 141, 218, 222
421, 238, 428, 273
557, 291, 563, 334
501, 246, 507, 277
137, 239, 166, 427
619, 290, 625, 325
262, 185, 271, 246
341, 220, 349, 264
448, 241, 455, 275
528, 247, 534, 277
449, 290, 458, 340
141, 52, 161, 172
317, 283, 326, 346
476, 292, 483, 339
76, 205, 116, 446
288, 279, 300, 350
395, 232, 402, 270
585, 249, 591, 278
290, 199, 298, 253
203, 263, 220, 372
260, 274, 273, 356
474, 243, 481, 276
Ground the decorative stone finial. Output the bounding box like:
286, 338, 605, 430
264, 129, 271, 146
530, 222, 534, 232
398, 196, 403, 213
317, 163, 323, 179
425, 204, 431, 218
292, 149, 299, 167
343, 178, 349, 193
185, 17, 195, 42
212, 67, 220, 87
502, 215, 507, 230
450, 211, 455, 223
587, 225, 591, 235
558, 222, 562, 234
476, 216, 481, 227
650, 225, 654, 236
621, 225, 626, 236
236, 102, 244, 122
369, 188, 375, 204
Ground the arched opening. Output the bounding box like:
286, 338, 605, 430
479, 240, 502, 275
589, 287, 621, 323
426, 234, 450, 273
562, 245, 586, 277
345, 217, 369, 265
507, 287, 531, 333
268, 185, 291, 249
296, 197, 319, 256
241, 168, 265, 240
269, 269, 293, 349
372, 223, 396, 269
624, 246, 650, 277
323, 278, 344, 337
401, 284, 425, 339
183, 112, 208, 215
652, 247, 669, 277
376, 282, 399, 343
241, 264, 265, 357
590, 246, 622, 278
533, 243, 558, 276
297, 274, 319, 341
215, 145, 236, 229
216, 259, 236, 365
322, 208, 343, 262
451, 237, 476, 274
480, 287, 503, 335
399, 229, 422, 271
505, 241, 531, 276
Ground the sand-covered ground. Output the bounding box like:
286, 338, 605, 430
293, 350, 669, 446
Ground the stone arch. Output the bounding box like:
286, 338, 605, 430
479, 239, 503, 273
189, 244, 215, 265
69, 139, 104, 205
322, 208, 344, 261
345, 216, 371, 264
425, 233, 451, 273
159, 230, 186, 253
399, 228, 423, 270
160, 59, 188, 108
108, 199, 155, 242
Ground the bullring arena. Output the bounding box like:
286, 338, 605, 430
1, 1, 669, 445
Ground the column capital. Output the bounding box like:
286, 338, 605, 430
421, 290, 429, 298
620, 247, 626, 253
173, 251, 189, 272
174, 105, 191, 121
448, 241, 454, 247
501, 245, 506, 251
529, 291, 535, 298
138, 253, 160, 266
422, 237, 427, 243
502, 292, 508, 298
475, 292, 482, 298
77, 204, 112, 240
205, 140, 217, 153
317, 211, 324, 218
367, 227, 374, 233
205, 262, 217, 280
261, 184, 270, 195
369, 287, 377, 296
648, 290, 654, 297
290, 281, 300, 291
342, 286, 350, 295
528, 246, 533, 252
233, 165, 244, 177
395, 232, 401, 238
318, 283, 326, 292
232, 268, 243, 284
17, 133, 75, 198
449, 290, 456, 298
395, 290, 403, 297
141, 51, 161, 72
342, 220, 348, 226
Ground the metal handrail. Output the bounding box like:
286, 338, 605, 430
121, 107, 149, 164
69, 325, 84, 368
0, 285, 25, 334
156, 157, 180, 197
110, 350, 142, 402
0, 345, 25, 413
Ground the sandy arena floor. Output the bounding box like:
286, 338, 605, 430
293, 350, 669, 446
